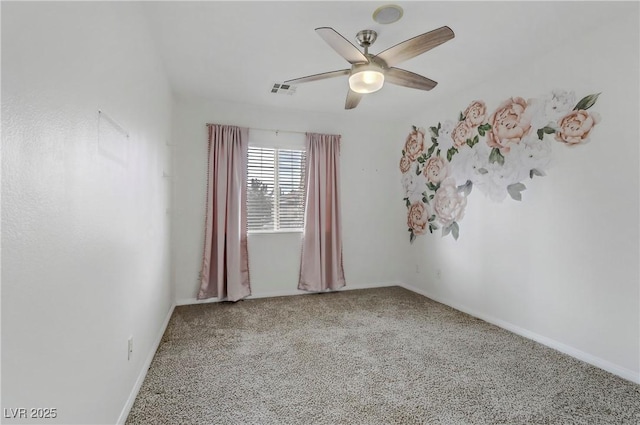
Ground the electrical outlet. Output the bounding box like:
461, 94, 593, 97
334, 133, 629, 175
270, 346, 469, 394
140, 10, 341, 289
128, 337, 133, 361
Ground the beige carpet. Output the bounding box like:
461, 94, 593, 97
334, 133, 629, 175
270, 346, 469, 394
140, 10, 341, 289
126, 286, 640, 424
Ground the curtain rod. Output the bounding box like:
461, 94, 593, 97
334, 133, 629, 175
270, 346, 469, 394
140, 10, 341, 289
206, 123, 306, 136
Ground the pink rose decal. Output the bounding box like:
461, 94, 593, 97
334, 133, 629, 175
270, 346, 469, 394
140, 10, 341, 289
399, 155, 411, 173
404, 128, 426, 161
451, 121, 473, 148
407, 202, 429, 235
424, 156, 450, 184
487, 97, 532, 154
464, 100, 487, 128
555, 110, 600, 145
400, 90, 601, 242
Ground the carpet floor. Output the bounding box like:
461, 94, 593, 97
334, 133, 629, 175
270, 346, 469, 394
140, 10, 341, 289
126, 286, 640, 424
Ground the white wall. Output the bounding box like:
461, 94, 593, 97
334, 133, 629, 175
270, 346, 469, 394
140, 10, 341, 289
402, 8, 639, 381
2, 3, 173, 424
172, 97, 411, 302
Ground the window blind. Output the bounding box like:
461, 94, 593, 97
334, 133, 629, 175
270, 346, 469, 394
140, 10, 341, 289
247, 147, 306, 231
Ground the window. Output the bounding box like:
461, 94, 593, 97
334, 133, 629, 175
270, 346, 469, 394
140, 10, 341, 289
247, 146, 306, 232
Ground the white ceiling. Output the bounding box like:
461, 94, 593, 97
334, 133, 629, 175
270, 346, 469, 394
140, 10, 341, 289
142, 1, 619, 120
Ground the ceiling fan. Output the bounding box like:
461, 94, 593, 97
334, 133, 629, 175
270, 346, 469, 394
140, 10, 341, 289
284, 26, 455, 110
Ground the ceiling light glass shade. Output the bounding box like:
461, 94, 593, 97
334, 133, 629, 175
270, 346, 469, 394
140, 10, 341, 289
348, 65, 385, 94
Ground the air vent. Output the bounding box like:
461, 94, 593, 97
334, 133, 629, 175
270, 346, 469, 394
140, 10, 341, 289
271, 83, 297, 95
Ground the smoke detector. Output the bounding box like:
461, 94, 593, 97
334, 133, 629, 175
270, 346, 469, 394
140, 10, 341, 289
372, 5, 403, 24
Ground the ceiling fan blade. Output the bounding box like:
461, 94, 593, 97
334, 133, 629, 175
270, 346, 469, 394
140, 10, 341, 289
285, 69, 350, 85
316, 27, 368, 64
375, 26, 454, 67
385, 68, 438, 91
345, 89, 363, 110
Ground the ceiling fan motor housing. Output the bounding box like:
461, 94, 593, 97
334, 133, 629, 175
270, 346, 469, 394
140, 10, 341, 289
356, 30, 377, 49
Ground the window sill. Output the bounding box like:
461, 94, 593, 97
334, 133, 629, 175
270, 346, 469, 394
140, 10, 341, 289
248, 229, 303, 235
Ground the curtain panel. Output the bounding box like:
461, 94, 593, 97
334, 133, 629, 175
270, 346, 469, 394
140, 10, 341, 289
299, 132, 346, 292
199, 124, 251, 302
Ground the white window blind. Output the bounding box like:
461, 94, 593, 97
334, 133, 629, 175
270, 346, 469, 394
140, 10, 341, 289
247, 146, 306, 232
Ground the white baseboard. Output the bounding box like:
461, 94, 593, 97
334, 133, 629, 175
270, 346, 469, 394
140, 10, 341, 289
117, 303, 176, 425
398, 281, 640, 385
175, 281, 399, 306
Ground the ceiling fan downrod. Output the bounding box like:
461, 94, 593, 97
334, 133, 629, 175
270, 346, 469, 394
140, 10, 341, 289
356, 30, 377, 55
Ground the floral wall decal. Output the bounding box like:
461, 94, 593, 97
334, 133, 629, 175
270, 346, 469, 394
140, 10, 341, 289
401, 90, 601, 242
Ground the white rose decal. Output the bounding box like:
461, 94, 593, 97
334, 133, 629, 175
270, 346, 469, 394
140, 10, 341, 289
437, 120, 456, 152
545, 90, 577, 123
433, 178, 467, 228
402, 171, 427, 204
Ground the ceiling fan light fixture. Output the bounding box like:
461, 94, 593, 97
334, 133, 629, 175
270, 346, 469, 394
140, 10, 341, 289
349, 65, 385, 94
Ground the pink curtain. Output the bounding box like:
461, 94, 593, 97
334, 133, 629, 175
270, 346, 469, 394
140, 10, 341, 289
199, 124, 251, 302
299, 132, 346, 292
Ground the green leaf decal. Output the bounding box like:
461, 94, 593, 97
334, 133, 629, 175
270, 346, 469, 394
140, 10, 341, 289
437, 122, 441, 130
410, 231, 416, 243
442, 224, 452, 237
402, 149, 406, 156
478, 168, 488, 175
417, 156, 425, 163
451, 222, 459, 240
436, 149, 441, 157
507, 182, 526, 201
430, 126, 439, 137
489, 148, 505, 165
459, 112, 465, 121
537, 126, 556, 140
427, 182, 440, 192
446, 147, 458, 162
427, 143, 437, 157
457, 180, 473, 196
405, 198, 411, 207
530, 169, 546, 179
478, 124, 490, 137
574, 92, 601, 111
